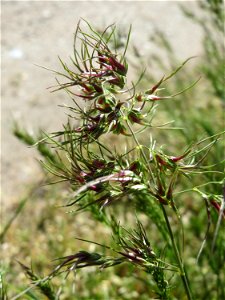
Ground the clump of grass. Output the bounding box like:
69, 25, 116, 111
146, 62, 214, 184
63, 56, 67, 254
0, 272, 9, 300
11, 18, 224, 300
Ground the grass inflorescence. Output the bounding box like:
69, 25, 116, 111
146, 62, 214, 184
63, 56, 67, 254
4, 10, 224, 300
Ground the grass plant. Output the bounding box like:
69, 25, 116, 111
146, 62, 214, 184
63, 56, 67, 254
2, 4, 224, 299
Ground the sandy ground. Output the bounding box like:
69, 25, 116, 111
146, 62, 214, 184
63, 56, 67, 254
1, 1, 204, 210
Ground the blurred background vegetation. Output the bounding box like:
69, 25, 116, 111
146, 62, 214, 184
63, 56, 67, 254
1, 1, 224, 299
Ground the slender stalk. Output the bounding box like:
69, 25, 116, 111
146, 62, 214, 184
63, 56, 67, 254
126, 114, 192, 299
125, 116, 156, 186
160, 204, 193, 300
0, 182, 43, 242
126, 113, 193, 298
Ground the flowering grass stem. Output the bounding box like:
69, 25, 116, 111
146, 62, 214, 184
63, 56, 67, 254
160, 204, 193, 300
12, 18, 224, 300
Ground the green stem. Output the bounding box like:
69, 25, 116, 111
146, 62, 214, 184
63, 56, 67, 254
161, 204, 193, 300
125, 117, 156, 185
124, 110, 192, 298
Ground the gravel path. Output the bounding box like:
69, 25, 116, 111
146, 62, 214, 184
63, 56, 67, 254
1, 1, 203, 208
